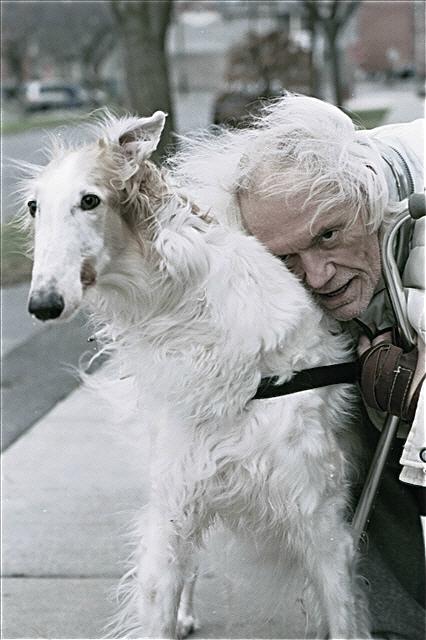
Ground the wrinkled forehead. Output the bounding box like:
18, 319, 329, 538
238, 188, 361, 254
238, 157, 367, 226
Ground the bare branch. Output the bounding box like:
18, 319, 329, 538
304, 0, 320, 19
338, 0, 360, 27
330, 0, 339, 21
110, 0, 126, 24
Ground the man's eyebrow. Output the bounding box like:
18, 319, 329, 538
310, 221, 344, 243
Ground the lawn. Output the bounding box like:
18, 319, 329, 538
1, 103, 125, 136
345, 107, 388, 129
1, 112, 88, 136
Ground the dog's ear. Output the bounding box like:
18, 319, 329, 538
118, 111, 166, 160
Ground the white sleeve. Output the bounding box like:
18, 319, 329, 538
399, 217, 425, 486
404, 217, 425, 342
399, 383, 426, 487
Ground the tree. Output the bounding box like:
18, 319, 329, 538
110, 0, 174, 158
1, 2, 42, 87
302, 0, 360, 107
1, 1, 115, 91
227, 30, 312, 97
38, 2, 115, 91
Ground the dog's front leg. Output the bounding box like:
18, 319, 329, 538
299, 513, 371, 640
176, 569, 199, 639
135, 507, 193, 639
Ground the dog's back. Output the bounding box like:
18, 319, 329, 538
102, 220, 366, 638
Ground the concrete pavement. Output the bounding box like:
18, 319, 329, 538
345, 78, 425, 124
2, 300, 94, 451
2, 376, 308, 639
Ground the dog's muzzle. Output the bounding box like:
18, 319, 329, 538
28, 290, 65, 321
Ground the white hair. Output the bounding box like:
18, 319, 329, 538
170, 94, 391, 233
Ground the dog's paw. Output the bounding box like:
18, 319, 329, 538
176, 614, 199, 639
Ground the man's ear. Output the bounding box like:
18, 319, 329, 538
102, 111, 167, 161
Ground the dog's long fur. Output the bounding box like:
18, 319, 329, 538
22, 111, 370, 639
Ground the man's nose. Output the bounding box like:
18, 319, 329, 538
299, 252, 336, 290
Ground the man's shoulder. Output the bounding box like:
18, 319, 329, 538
368, 119, 424, 158
368, 118, 424, 140
368, 119, 424, 190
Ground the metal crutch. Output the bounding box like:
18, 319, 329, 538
352, 192, 426, 545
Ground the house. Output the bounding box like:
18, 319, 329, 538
353, 0, 423, 78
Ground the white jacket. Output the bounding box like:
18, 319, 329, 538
364, 119, 425, 487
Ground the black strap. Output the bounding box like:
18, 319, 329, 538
253, 361, 360, 400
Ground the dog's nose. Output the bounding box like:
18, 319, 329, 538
28, 291, 65, 321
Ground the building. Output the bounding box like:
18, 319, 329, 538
354, 1, 422, 77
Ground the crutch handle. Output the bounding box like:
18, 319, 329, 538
408, 192, 426, 220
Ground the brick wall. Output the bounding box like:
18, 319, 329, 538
356, 1, 415, 73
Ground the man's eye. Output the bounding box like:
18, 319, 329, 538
81, 194, 101, 211
278, 254, 296, 268
321, 229, 338, 242
27, 200, 37, 217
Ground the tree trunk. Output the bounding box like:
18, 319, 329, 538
301, 0, 360, 107
4, 44, 27, 86
323, 16, 344, 108
327, 32, 343, 107
307, 20, 321, 97
111, 1, 174, 159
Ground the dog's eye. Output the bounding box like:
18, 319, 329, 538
81, 194, 101, 211
27, 200, 37, 217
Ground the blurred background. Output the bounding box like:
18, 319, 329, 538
2, 0, 425, 225
1, 1, 425, 637
2, 0, 425, 143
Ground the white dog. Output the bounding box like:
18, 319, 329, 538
22, 111, 370, 639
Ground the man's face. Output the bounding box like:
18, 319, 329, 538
239, 191, 382, 321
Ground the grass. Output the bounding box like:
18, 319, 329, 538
1, 222, 33, 287
1, 103, 127, 136
345, 107, 388, 129
1, 112, 88, 136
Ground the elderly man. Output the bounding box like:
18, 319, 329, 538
174, 95, 424, 640
237, 99, 424, 640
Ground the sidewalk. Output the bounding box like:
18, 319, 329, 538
2, 373, 308, 639
345, 79, 425, 124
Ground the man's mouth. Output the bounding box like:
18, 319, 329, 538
317, 278, 354, 299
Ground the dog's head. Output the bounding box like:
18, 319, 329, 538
22, 111, 166, 322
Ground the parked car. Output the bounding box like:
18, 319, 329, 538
20, 81, 90, 112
